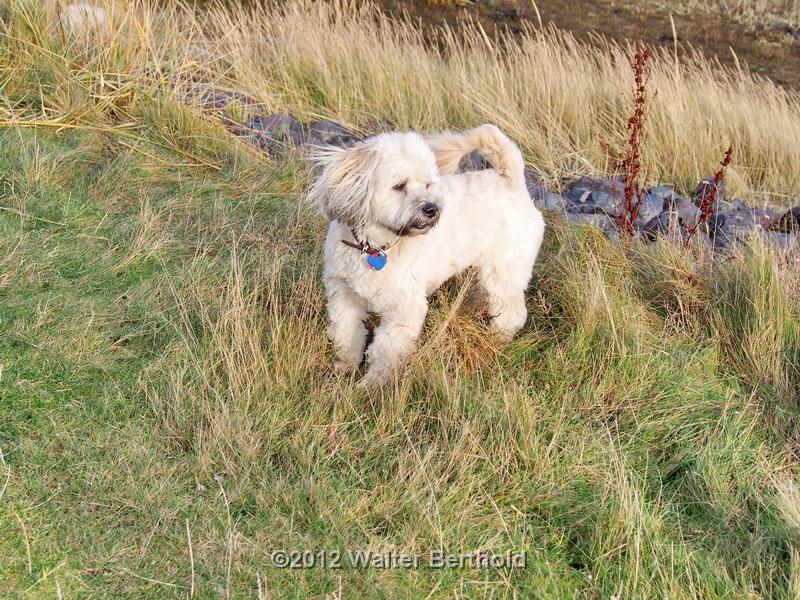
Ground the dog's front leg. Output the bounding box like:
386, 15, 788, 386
326, 278, 369, 373
360, 300, 428, 388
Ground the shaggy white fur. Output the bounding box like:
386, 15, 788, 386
309, 124, 545, 387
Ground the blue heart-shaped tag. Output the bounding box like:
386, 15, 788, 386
367, 251, 387, 271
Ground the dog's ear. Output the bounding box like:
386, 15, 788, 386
308, 141, 379, 228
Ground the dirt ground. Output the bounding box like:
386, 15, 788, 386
375, 0, 800, 90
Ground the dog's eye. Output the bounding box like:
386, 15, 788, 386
393, 181, 407, 193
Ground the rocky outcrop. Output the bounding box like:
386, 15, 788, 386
186, 86, 799, 255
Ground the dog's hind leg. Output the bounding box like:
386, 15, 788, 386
326, 278, 369, 373
479, 209, 545, 339
478, 257, 534, 340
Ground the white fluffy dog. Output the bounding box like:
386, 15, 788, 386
309, 124, 545, 386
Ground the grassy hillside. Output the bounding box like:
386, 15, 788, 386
1, 1, 800, 598
671, 0, 800, 32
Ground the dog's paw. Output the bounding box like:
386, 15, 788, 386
488, 324, 515, 343
333, 359, 359, 375
357, 368, 390, 390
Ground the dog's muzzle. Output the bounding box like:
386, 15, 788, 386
401, 202, 441, 236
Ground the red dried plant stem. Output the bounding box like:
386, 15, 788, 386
617, 40, 652, 236
684, 145, 734, 247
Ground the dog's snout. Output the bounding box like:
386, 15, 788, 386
422, 203, 439, 218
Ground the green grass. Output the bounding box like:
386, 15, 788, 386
2, 1, 800, 597
1, 118, 800, 598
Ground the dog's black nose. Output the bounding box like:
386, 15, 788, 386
422, 203, 439, 218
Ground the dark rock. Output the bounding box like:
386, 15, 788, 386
564, 177, 635, 218
729, 196, 750, 211
705, 209, 765, 249
565, 188, 620, 217
564, 184, 619, 213
692, 176, 727, 207
639, 186, 691, 228
564, 177, 682, 222
564, 212, 617, 235
651, 186, 695, 217
686, 231, 714, 252
245, 113, 308, 145
231, 113, 310, 154
524, 169, 567, 212
533, 190, 568, 213
667, 195, 700, 226
565, 176, 625, 195
524, 166, 545, 189
750, 207, 780, 226
307, 120, 360, 146
642, 210, 713, 251
769, 207, 800, 232
643, 210, 682, 242
636, 189, 665, 225
644, 185, 679, 205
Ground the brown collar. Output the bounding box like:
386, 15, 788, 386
341, 229, 393, 255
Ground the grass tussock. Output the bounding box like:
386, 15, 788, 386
196, 0, 800, 203
1, 0, 800, 597
3, 0, 800, 202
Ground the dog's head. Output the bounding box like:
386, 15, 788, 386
308, 132, 443, 236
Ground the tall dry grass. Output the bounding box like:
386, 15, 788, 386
194, 0, 800, 203
3, 0, 800, 204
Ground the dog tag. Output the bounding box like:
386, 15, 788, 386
367, 251, 387, 271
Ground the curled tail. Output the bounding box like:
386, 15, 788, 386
425, 124, 526, 190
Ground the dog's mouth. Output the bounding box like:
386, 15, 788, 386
400, 215, 439, 236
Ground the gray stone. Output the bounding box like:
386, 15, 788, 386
644, 185, 680, 205
770, 206, 800, 232
686, 231, 714, 252
564, 212, 617, 234
524, 166, 545, 190
565, 177, 650, 219
232, 113, 310, 154
750, 207, 780, 226
705, 209, 765, 249
642, 209, 713, 251
729, 196, 750, 211
692, 176, 727, 207
307, 120, 360, 146
533, 190, 568, 213
565, 188, 621, 217
713, 200, 736, 213
667, 196, 700, 226
636, 190, 665, 225
643, 210, 682, 242
524, 169, 566, 212
638, 186, 692, 228
245, 113, 307, 144
565, 176, 624, 194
